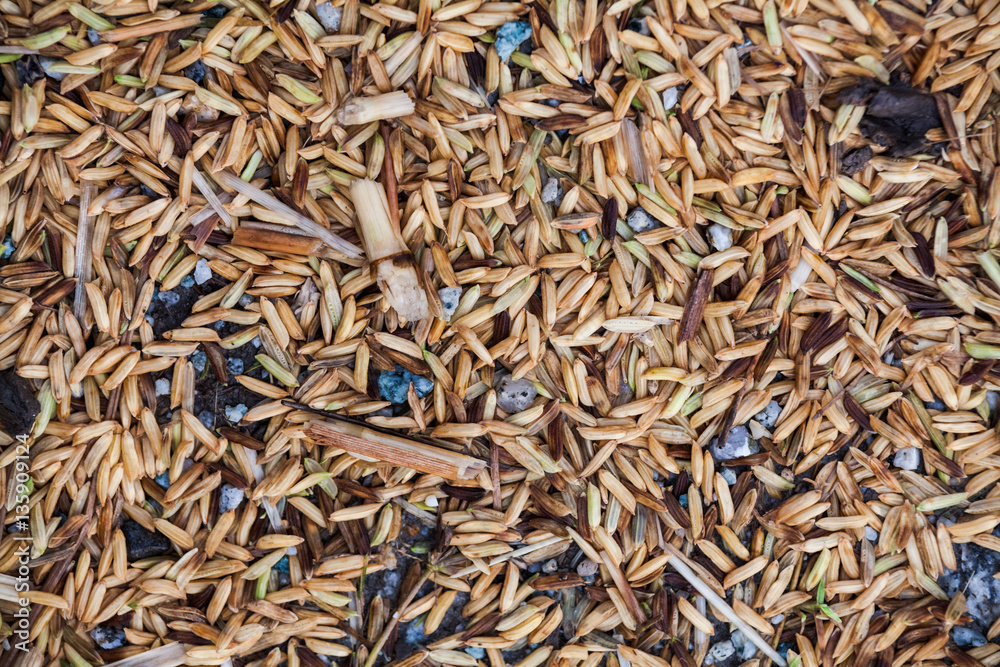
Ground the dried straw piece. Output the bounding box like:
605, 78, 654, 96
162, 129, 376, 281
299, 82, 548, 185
349, 179, 430, 322
305, 419, 486, 480
212, 170, 361, 259
663, 544, 787, 666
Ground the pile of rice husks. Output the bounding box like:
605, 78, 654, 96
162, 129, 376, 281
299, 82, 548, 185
4, 0, 1000, 666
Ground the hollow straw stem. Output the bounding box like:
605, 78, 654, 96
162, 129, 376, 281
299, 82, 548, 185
305, 419, 486, 480
663, 544, 787, 667
349, 178, 407, 260
349, 178, 430, 322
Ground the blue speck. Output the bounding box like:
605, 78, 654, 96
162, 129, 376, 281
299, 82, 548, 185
953, 626, 987, 648
87, 28, 101, 44
378, 365, 434, 404
227, 357, 244, 375
199, 411, 214, 429
579, 231, 589, 243
185, 60, 206, 85
1, 237, 14, 259
203, 4, 226, 18
158, 290, 180, 306
180, 276, 195, 289
192, 350, 207, 373
495, 22, 531, 62
679, 493, 688, 507
155, 472, 170, 488
275, 555, 290, 574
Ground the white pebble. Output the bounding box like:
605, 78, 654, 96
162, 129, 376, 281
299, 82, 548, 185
707, 224, 733, 251
155, 378, 171, 396
424, 495, 439, 508
865, 526, 879, 542
315, 1, 343, 31
225, 404, 248, 423
194, 258, 212, 285
755, 400, 782, 429
219, 484, 244, 513
541, 178, 563, 204
706, 641, 735, 664
893, 447, 921, 470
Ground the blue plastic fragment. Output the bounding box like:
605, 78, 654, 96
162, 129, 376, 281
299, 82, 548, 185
495, 22, 531, 62
378, 365, 434, 404
274, 555, 290, 574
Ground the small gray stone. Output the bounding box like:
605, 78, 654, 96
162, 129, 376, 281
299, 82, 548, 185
496, 376, 537, 413
158, 290, 180, 306
754, 400, 782, 429
315, 1, 343, 31
90, 626, 127, 650
730, 630, 757, 660
893, 447, 921, 471
219, 484, 244, 514
626, 207, 658, 233
577, 559, 599, 577
542, 178, 563, 204
720, 468, 737, 486
710, 425, 758, 461
227, 357, 244, 375
466, 647, 487, 660
225, 404, 247, 423
953, 626, 988, 648
438, 287, 462, 320
155, 378, 171, 396
192, 350, 207, 373
864, 526, 879, 542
